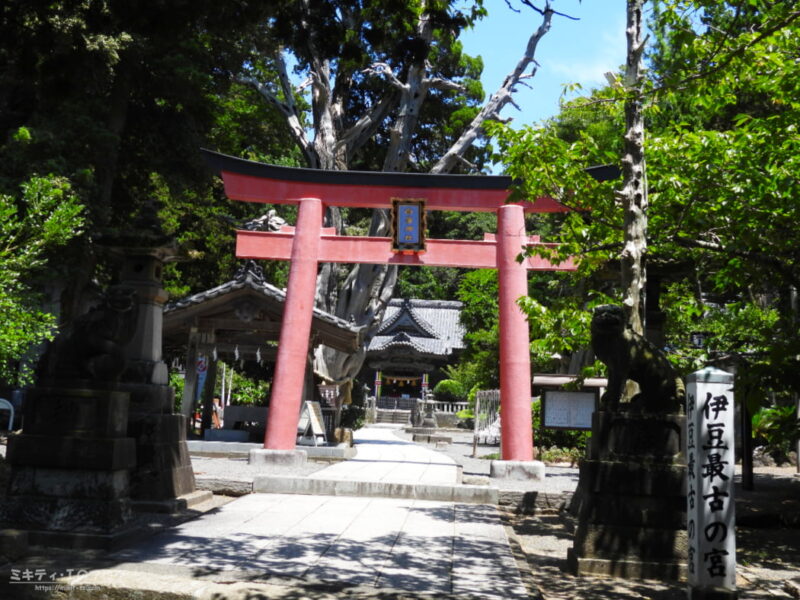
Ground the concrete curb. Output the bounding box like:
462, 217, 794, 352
195, 476, 253, 496
187, 440, 356, 459
54, 566, 457, 599
252, 475, 498, 504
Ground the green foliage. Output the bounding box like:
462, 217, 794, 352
0, 176, 84, 385
0, 0, 292, 318
432, 378, 466, 403
395, 266, 463, 300
340, 404, 365, 431
538, 446, 584, 466
660, 281, 783, 374
218, 369, 270, 407
487, 2, 800, 407
520, 287, 614, 375
455, 408, 474, 420
751, 404, 800, 463
169, 371, 185, 413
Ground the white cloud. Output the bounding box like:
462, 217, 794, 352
546, 24, 627, 91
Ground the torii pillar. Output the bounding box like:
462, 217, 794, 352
264, 198, 323, 448
203, 150, 576, 463
497, 205, 533, 461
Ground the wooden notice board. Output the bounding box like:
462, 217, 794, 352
542, 391, 597, 430
297, 401, 326, 445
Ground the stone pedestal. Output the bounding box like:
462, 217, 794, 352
568, 409, 688, 581
249, 448, 308, 467
490, 459, 545, 481
1, 387, 137, 549
121, 382, 196, 504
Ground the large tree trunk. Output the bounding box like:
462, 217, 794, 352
619, 0, 648, 335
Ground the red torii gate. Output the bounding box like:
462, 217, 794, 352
204, 150, 576, 462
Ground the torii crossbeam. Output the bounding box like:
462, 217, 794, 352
204, 150, 576, 461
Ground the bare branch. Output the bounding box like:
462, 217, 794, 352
382, 3, 435, 172
337, 93, 398, 160
519, 0, 579, 20
426, 77, 467, 93
431, 2, 555, 173
363, 62, 407, 91
296, 76, 314, 93
274, 51, 298, 115
238, 74, 316, 166
454, 154, 479, 171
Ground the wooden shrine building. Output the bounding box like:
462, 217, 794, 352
366, 299, 464, 401
163, 261, 362, 427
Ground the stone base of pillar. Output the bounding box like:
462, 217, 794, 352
688, 587, 739, 600
1, 387, 136, 549
567, 550, 686, 581
568, 409, 688, 582
248, 448, 307, 467
489, 460, 546, 481
121, 383, 196, 501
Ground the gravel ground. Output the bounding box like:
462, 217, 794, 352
191, 454, 331, 481
392, 427, 580, 493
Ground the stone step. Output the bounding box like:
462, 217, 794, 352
375, 410, 411, 425
252, 475, 498, 504
196, 474, 500, 505
131, 490, 213, 514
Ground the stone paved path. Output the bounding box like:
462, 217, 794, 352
103, 426, 528, 599
308, 426, 460, 484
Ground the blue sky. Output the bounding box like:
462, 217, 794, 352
460, 0, 628, 128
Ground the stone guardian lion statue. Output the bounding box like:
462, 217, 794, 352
591, 304, 685, 413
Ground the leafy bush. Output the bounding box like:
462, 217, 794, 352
340, 403, 365, 431
169, 371, 185, 412
455, 408, 474, 429
538, 446, 584, 466
433, 379, 466, 403
1, 176, 84, 386
229, 378, 270, 406
752, 404, 800, 463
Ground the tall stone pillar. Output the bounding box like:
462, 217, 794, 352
116, 248, 197, 505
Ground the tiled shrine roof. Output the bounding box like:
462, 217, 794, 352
164, 261, 362, 353
368, 298, 465, 360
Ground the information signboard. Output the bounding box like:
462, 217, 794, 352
542, 391, 596, 430
297, 401, 327, 446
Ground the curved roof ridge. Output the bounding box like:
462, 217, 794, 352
377, 298, 438, 338
165, 267, 360, 333
387, 298, 463, 309
371, 335, 427, 354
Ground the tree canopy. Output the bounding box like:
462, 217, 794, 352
480, 0, 800, 410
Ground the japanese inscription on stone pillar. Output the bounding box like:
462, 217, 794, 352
686, 367, 737, 597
